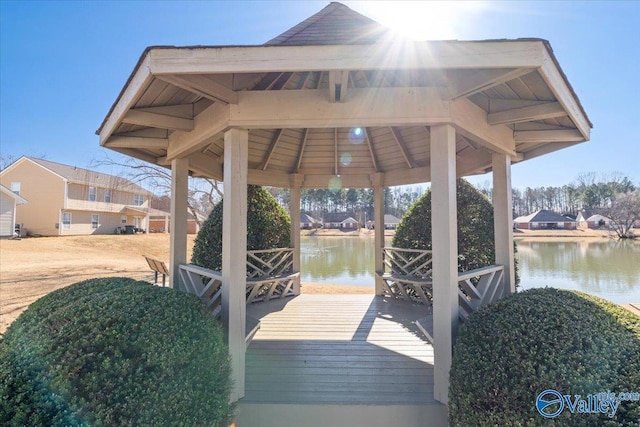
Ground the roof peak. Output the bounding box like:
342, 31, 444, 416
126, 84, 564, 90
265, 2, 391, 46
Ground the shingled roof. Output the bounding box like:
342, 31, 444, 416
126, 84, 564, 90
25, 157, 150, 194
265, 2, 391, 46
514, 209, 575, 223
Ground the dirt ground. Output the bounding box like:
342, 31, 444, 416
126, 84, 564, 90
0, 234, 371, 334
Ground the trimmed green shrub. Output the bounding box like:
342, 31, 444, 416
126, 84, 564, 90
449, 288, 640, 426
0, 278, 233, 427
392, 178, 519, 282
192, 185, 291, 271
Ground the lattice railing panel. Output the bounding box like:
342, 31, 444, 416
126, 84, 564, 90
246, 248, 294, 279
382, 247, 433, 278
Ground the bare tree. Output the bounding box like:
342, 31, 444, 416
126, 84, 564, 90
604, 190, 640, 239
92, 155, 223, 224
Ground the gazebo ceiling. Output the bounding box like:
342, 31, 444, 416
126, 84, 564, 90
97, 2, 591, 189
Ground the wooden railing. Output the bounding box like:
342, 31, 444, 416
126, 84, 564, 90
457, 265, 504, 320
246, 248, 298, 303
378, 247, 505, 319
379, 247, 433, 305
178, 264, 224, 318
382, 247, 433, 277
246, 248, 293, 279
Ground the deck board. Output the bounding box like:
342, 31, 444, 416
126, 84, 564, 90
244, 294, 435, 404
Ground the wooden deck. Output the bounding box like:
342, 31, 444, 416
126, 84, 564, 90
237, 294, 446, 426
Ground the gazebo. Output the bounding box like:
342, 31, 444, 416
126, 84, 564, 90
97, 2, 591, 422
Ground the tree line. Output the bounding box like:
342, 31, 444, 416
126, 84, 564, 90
476, 172, 636, 217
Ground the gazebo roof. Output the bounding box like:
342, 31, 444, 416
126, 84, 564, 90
97, 2, 591, 189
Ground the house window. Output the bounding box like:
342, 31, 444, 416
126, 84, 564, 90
104, 189, 111, 203
89, 186, 96, 202
10, 182, 20, 195
62, 212, 71, 229
121, 215, 127, 224
91, 214, 99, 229
133, 194, 144, 206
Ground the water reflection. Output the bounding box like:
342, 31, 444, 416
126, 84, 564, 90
516, 239, 640, 303
301, 236, 378, 285
300, 237, 640, 303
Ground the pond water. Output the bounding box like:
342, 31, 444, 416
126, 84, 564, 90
300, 236, 640, 303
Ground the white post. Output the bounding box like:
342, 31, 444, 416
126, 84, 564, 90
145, 213, 150, 235
169, 158, 189, 289
164, 214, 169, 233
430, 124, 458, 405
222, 128, 248, 402
492, 153, 516, 295
290, 174, 303, 295
372, 173, 386, 295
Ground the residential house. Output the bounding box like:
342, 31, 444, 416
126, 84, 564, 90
300, 212, 321, 229
576, 209, 613, 229
384, 214, 401, 229
148, 208, 205, 234
0, 184, 27, 238
323, 212, 359, 229
0, 157, 152, 236
514, 209, 577, 230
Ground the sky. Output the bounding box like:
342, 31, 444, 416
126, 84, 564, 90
1, 0, 639, 191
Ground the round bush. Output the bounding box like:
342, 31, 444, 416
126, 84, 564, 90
393, 178, 496, 273
0, 278, 233, 427
449, 288, 640, 426
192, 185, 291, 271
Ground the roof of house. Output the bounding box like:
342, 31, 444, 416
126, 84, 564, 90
323, 212, 357, 223
514, 209, 576, 223
300, 212, 321, 223
578, 208, 612, 221
14, 157, 150, 194
265, 2, 391, 46
384, 214, 401, 224
0, 184, 27, 204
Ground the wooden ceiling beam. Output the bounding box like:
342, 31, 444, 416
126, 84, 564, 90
261, 129, 284, 170
329, 70, 349, 102
156, 74, 239, 104
447, 68, 534, 100
105, 136, 168, 149
166, 102, 230, 160
390, 127, 415, 169
488, 101, 566, 125
294, 129, 310, 173
514, 129, 584, 143
363, 128, 379, 172
122, 110, 194, 132
229, 86, 449, 128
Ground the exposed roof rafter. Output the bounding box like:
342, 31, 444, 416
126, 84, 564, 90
488, 101, 566, 125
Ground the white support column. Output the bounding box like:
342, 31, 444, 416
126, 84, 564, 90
430, 124, 459, 405
372, 173, 385, 295
290, 174, 303, 295
492, 153, 516, 295
169, 157, 189, 289
164, 215, 169, 233
145, 213, 150, 235
222, 128, 248, 402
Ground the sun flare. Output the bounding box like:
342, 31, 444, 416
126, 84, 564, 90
347, 1, 488, 40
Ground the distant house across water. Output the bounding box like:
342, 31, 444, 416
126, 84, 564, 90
323, 212, 359, 229
514, 209, 577, 230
